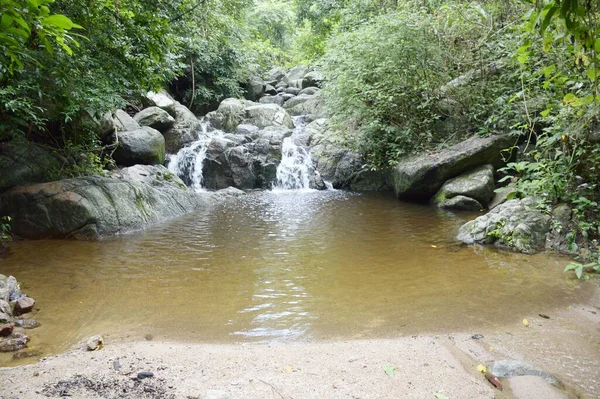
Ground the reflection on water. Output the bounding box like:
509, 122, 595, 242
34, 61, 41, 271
0, 191, 591, 366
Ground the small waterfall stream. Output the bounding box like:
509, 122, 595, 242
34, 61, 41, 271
168, 115, 330, 191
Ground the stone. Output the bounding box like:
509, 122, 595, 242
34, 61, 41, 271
259, 95, 285, 107
0, 323, 13, 337
490, 360, 562, 387
267, 67, 286, 82
114, 110, 141, 132
393, 134, 514, 200
457, 198, 551, 254
302, 71, 324, 88
298, 87, 320, 96
86, 334, 104, 351
284, 65, 310, 85
163, 102, 202, 153
281, 93, 295, 102
283, 92, 325, 117
6, 276, 18, 300
206, 98, 254, 132
133, 107, 176, 132
14, 318, 39, 329
244, 76, 265, 101
284, 87, 301, 95
432, 165, 495, 208
0, 332, 28, 352
437, 195, 483, 211
113, 127, 166, 166
244, 104, 294, 130
0, 165, 205, 240
236, 124, 259, 136
14, 297, 35, 315
145, 90, 176, 114
0, 310, 10, 324
0, 137, 63, 193
264, 84, 278, 96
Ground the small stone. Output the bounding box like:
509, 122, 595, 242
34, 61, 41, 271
136, 371, 154, 380
0, 332, 29, 352
0, 311, 11, 324
14, 318, 40, 329
471, 334, 484, 340
0, 299, 11, 316
14, 297, 35, 315
86, 335, 104, 351
33, 371, 39, 377
0, 323, 14, 337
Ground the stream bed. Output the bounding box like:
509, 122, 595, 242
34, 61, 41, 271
0, 191, 592, 366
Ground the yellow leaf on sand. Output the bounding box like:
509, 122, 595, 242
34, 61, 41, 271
489, 346, 494, 352
522, 318, 530, 327
431, 245, 438, 248
283, 365, 293, 373
477, 364, 487, 374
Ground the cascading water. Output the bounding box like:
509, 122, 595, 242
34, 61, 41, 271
168, 121, 214, 192
275, 137, 314, 190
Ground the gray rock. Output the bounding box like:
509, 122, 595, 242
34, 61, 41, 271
0, 165, 205, 239
259, 95, 285, 107
0, 137, 63, 193
244, 104, 294, 130
264, 84, 278, 96
236, 124, 259, 136
0, 312, 11, 324
284, 93, 325, 117
284, 65, 310, 85
134, 107, 176, 132
114, 110, 141, 132
14, 297, 34, 315
432, 165, 495, 208
393, 134, 514, 200
214, 187, 246, 198
267, 67, 286, 82
0, 332, 28, 352
303, 71, 323, 88
281, 93, 295, 102
275, 81, 288, 90
113, 127, 165, 167
144, 90, 177, 114
244, 76, 265, 101
0, 323, 13, 336
163, 102, 202, 153
457, 198, 551, 253
284, 87, 301, 95
438, 195, 483, 211
14, 318, 39, 329
490, 360, 562, 387
298, 87, 320, 96
206, 98, 254, 132
489, 186, 517, 210
0, 299, 11, 316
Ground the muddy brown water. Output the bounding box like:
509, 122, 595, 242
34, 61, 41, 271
0, 191, 592, 366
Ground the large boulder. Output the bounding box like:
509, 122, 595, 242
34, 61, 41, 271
114, 110, 141, 132
113, 127, 165, 167
0, 165, 204, 240
202, 129, 290, 190
283, 92, 325, 117
302, 71, 323, 88
133, 107, 176, 132
205, 98, 255, 132
457, 198, 551, 253
284, 65, 310, 87
144, 90, 177, 114
393, 134, 513, 200
244, 104, 294, 130
244, 77, 265, 101
259, 95, 285, 107
162, 102, 202, 153
432, 165, 495, 209
267, 67, 286, 82
303, 119, 389, 191
0, 137, 63, 193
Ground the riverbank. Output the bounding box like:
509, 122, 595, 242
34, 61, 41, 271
1, 290, 598, 399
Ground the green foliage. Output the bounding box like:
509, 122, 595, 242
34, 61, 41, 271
0, 216, 12, 245
564, 257, 600, 280
321, 2, 513, 168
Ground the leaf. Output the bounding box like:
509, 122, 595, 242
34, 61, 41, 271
434, 393, 450, 399
41, 15, 78, 30
477, 364, 487, 374
384, 365, 397, 377
283, 365, 293, 373
586, 68, 600, 83
563, 93, 582, 107
522, 318, 529, 327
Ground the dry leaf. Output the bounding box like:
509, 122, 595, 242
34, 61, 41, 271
522, 318, 530, 327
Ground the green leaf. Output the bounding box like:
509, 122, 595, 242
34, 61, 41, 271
41, 15, 77, 30
540, 5, 558, 34
384, 365, 397, 377
586, 68, 599, 83
563, 93, 582, 107
434, 393, 450, 399
575, 265, 583, 279
0, 15, 14, 29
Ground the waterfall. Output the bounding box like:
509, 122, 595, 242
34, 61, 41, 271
275, 137, 314, 190
168, 122, 212, 192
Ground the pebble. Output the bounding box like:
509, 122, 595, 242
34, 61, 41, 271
471, 334, 484, 340
86, 335, 104, 351
136, 371, 154, 380
0, 332, 29, 352
14, 318, 39, 329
